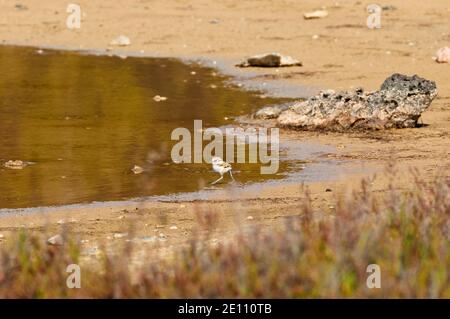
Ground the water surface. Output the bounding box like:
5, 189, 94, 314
0, 46, 295, 209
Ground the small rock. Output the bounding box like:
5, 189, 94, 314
255, 106, 282, 119
85, 246, 99, 256
246, 216, 254, 220
0, 233, 5, 240
140, 236, 156, 243
159, 233, 166, 238
36, 49, 44, 54
169, 225, 178, 230
325, 188, 333, 192
435, 47, 450, 63
382, 5, 397, 11
57, 219, 65, 225
131, 165, 144, 174
303, 10, 329, 19
113, 233, 128, 239
4, 160, 28, 170
153, 95, 167, 102
47, 235, 63, 246
15, 3, 28, 11
109, 35, 131, 46
236, 53, 302, 68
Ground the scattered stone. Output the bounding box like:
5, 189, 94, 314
312, 34, 320, 40
109, 35, 131, 46
85, 246, 99, 256
246, 216, 254, 220
261, 74, 437, 131
36, 49, 44, 54
303, 10, 329, 20
140, 236, 157, 243
382, 5, 397, 11
47, 235, 63, 246
0, 233, 4, 240
4, 160, 28, 170
131, 165, 144, 174
435, 47, 450, 63
15, 3, 28, 11
236, 53, 302, 68
325, 188, 333, 192
153, 95, 167, 102
57, 219, 65, 225
158, 233, 167, 241
113, 233, 128, 239
255, 105, 286, 119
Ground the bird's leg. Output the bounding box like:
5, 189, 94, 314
211, 175, 223, 185
229, 170, 235, 181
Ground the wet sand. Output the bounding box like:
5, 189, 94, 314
0, 0, 449, 252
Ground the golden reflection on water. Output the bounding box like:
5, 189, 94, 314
0, 46, 291, 209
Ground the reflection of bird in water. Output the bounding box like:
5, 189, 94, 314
211, 157, 235, 185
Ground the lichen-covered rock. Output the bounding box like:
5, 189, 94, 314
236, 53, 302, 68
259, 74, 437, 131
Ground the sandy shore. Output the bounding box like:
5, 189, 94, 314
0, 0, 449, 252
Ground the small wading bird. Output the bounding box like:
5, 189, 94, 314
211, 156, 235, 185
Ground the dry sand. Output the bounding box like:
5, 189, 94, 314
0, 0, 449, 253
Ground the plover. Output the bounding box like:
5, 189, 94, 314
211, 156, 235, 185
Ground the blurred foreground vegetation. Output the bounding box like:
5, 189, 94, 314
0, 170, 448, 298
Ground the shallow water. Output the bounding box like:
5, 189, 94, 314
0, 46, 298, 209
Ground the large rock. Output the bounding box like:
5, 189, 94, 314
255, 74, 437, 130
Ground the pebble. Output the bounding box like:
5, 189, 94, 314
247, 216, 254, 220
47, 234, 63, 246
4, 160, 28, 170
153, 95, 167, 102
435, 47, 450, 63
304, 10, 328, 19
113, 233, 128, 239
131, 165, 144, 174
169, 225, 178, 230
109, 35, 131, 46
0, 233, 4, 240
